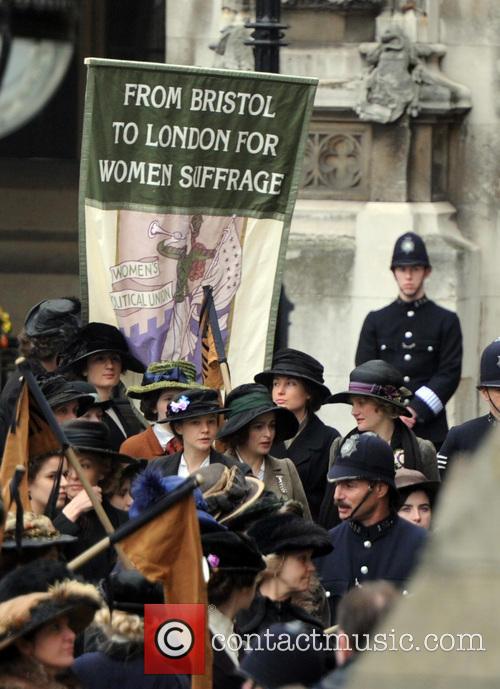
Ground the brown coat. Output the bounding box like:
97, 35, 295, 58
119, 425, 181, 459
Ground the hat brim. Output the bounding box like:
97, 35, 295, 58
396, 479, 440, 498
2, 533, 78, 550
390, 259, 431, 268
219, 477, 266, 525
217, 405, 298, 443
159, 407, 227, 424
65, 348, 145, 374
477, 382, 500, 389
254, 369, 331, 403
327, 462, 396, 489
49, 392, 96, 412
326, 391, 412, 417
71, 445, 136, 464
127, 380, 208, 398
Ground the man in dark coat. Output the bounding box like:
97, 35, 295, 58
315, 432, 427, 621
438, 339, 500, 476
355, 232, 462, 449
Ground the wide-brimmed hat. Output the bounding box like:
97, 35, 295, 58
130, 466, 226, 534
101, 570, 163, 615
247, 512, 332, 557
127, 360, 208, 398
40, 375, 96, 416
327, 432, 396, 489
0, 561, 101, 651
60, 322, 145, 374
477, 339, 500, 389
202, 531, 266, 574
217, 383, 298, 442
390, 232, 431, 269
2, 512, 77, 550
159, 388, 226, 424
395, 468, 440, 499
326, 360, 412, 416
223, 490, 285, 531
62, 419, 136, 464
24, 297, 81, 338
198, 464, 265, 525
254, 348, 331, 403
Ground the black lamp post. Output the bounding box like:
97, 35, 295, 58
245, 0, 288, 74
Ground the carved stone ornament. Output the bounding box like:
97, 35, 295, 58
356, 25, 472, 124
303, 132, 363, 192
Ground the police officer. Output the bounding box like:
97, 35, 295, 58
437, 339, 500, 475
315, 432, 427, 622
355, 232, 462, 450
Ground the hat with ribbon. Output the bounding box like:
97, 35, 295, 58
201, 530, 266, 574
327, 432, 396, 489
217, 383, 298, 442
127, 360, 208, 398
39, 375, 96, 416
254, 348, 331, 403
198, 464, 265, 525
390, 232, 431, 269
24, 298, 81, 338
62, 419, 136, 464
326, 360, 412, 416
159, 388, 226, 424
1, 511, 77, 550
59, 322, 145, 374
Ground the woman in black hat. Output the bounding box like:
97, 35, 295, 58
236, 512, 332, 635
318, 360, 439, 529
255, 348, 340, 521
52, 420, 134, 581
202, 531, 266, 689
150, 388, 250, 477
0, 560, 101, 689
73, 570, 188, 689
59, 322, 147, 450
218, 384, 311, 519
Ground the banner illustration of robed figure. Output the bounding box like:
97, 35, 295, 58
80, 58, 317, 384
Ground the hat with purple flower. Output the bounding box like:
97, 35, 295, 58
158, 388, 226, 424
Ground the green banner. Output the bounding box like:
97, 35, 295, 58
80, 59, 317, 382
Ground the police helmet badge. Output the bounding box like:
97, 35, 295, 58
340, 435, 359, 458
401, 236, 415, 254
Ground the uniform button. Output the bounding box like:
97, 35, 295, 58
427, 345, 434, 352
404, 353, 412, 361
325, 590, 331, 598
360, 565, 369, 575
380, 344, 387, 351
405, 331, 412, 338
407, 310, 415, 317
363, 540, 372, 549
404, 376, 410, 383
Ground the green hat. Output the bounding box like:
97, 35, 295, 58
127, 360, 208, 398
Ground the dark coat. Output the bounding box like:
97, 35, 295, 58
210, 634, 242, 689
355, 297, 462, 446
103, 398, 147, 451
315, 514, 427, 621
437, 414, 495, 476
73, 649, 189, 689
150, 447, 251, 476
236, 592, 324, 635
271, 413, 340, 521
53, 499, 128, 582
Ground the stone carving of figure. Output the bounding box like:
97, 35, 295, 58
210, 1, 254, 71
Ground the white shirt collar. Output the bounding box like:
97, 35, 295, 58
208, 607, 238, 667
178, 453, 210, 478
152, 423, 174, 449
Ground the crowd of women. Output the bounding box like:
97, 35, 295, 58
0, 298, 441, 689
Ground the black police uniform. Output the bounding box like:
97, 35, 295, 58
355, 233, 462, 448
315, 515, 427, 621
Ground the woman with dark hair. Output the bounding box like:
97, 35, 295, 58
217, 383, 311, 519
396, 468, 438, 530
201, 530, 266, 689
28, 451, 68, 516
120, 360, 208, 459
237, 512, 332, 635
319, 360, 439, 529
0, 560, 101, 689
53, 420, 133, 581
255, 348, 340, 521
58, 323, 146, 450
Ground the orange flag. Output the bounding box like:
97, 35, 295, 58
0, 378, 61, 513
121, 493, 211, 689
